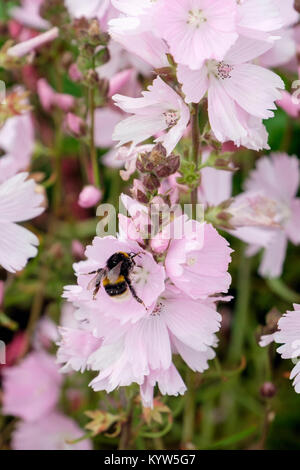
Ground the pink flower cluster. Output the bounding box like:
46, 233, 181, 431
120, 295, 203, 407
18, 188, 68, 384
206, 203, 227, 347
58, 214, 232, 407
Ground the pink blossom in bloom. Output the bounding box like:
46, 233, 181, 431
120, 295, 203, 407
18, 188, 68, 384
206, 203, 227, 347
155, 0, 238, 70
103, 144, 154, 180
2, 351, 62, 421
63, 236, 166, 323
274, 304, 300, 393
87, 290, 221, 407
244, 153, 300, 278
12, 412, 92, 450
78, 185, 102, 209
7, 27, 59, 57
0, 113, 34, 183
37, 79, 75, 112
64, 0, 110, 20
113, 77, 190, 155
198, 150, 233, 207
0, 173, 44, 273
236, 0, 283, 41
10, 0, 50, 31
165, 219, 232, 300
177, 37, 284, 150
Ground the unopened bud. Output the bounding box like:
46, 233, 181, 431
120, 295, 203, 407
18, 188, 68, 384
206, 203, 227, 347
143, 174, 160, 192
260, 382, 277, 399
294, 0, 300, 13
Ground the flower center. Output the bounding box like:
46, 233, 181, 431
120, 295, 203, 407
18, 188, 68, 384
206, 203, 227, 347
187, 9, 207, 28
187, 256, 196, 266
164, 110, 180, 128
217, 61, 234, 80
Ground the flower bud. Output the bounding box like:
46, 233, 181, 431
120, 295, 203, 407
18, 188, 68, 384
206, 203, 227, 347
260, 382, 277, 399
143, 174, 160, 192
78, 185, 102, 209
294, 0, 300, 13
66, 113, 86, 137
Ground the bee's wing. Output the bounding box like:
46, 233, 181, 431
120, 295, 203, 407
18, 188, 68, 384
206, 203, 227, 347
107, 262, 122, 283
87, 269, 105, 291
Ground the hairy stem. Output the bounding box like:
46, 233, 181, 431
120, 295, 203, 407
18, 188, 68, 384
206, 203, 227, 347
191, 103, 201, 209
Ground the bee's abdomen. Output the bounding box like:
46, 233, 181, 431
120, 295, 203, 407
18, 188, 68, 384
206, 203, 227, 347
104, 280, 127, 297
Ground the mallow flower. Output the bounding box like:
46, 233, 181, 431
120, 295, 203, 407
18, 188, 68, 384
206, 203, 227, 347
112, 76, 190, 155
0, 172, 44, 273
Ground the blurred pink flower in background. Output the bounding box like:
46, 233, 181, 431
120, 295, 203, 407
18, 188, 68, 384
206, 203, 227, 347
7, 27, 59, 57
10, 0, 50, 31
0, 173, 44, 273
78, 185, 102, 209
2, 351, 62, 421
0, 114, 34, 183
12, 412, 92, 450
37, 79, 75, 112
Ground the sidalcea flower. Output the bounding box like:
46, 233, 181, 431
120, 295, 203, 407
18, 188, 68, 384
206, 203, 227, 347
64, 0, 110, 20
2, 351, 62, 421
177, 37, 284, 150
165, 218, 232, 300
12, 412, 92, 450
0, 173, 44, 273
63, 236, 166, 323
244, 153, 300, 278
236, 0, 283, 41
10, 0, 50, 31
0, 113, 34, 183
7, 27, 59, 57
78, 185, 102, 209
113, 77, 190, 155
155, 0, 238, 70
274, 304, 300, 393
57, 289, 221, 407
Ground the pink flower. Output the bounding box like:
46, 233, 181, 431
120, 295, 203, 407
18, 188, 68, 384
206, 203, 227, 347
113, 77, 190, 155
274, 304, 300, 393
198, 150, 233, 206
63, 236, 166, 323
244, 153, 300, 278
177, 37, 284, 150
37, 79, 75, 112
57, 327, 102, 373
0, 114, 34, 183
72, 240, 85, 260
2, 351, 62, 421
12, 412, 92, 450
87, 290, 221, 407
64, 0, 110, 20
140, 365, 187, 408
78, 185, 102, 209
155, 0, 238, 70
10, 0, 50, 31
0, 173, 44, 273
65, 113, 86, 137
94, 107, 123, 148
7, 27, 59, 57
165, 219, 232, 300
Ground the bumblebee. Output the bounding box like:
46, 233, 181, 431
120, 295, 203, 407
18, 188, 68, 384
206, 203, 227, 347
86, 251, 145, 307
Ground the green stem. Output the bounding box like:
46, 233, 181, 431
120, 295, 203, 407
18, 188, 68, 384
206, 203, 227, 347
266, 278, 300, 304
228, 242, 252, 364
182, 369, 196, 445
89, 86, 100, 188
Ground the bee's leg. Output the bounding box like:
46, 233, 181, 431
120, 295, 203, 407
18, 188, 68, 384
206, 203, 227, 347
84, 270, 98, 275
93, 281, 101, 300
125, 276, 147, 310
